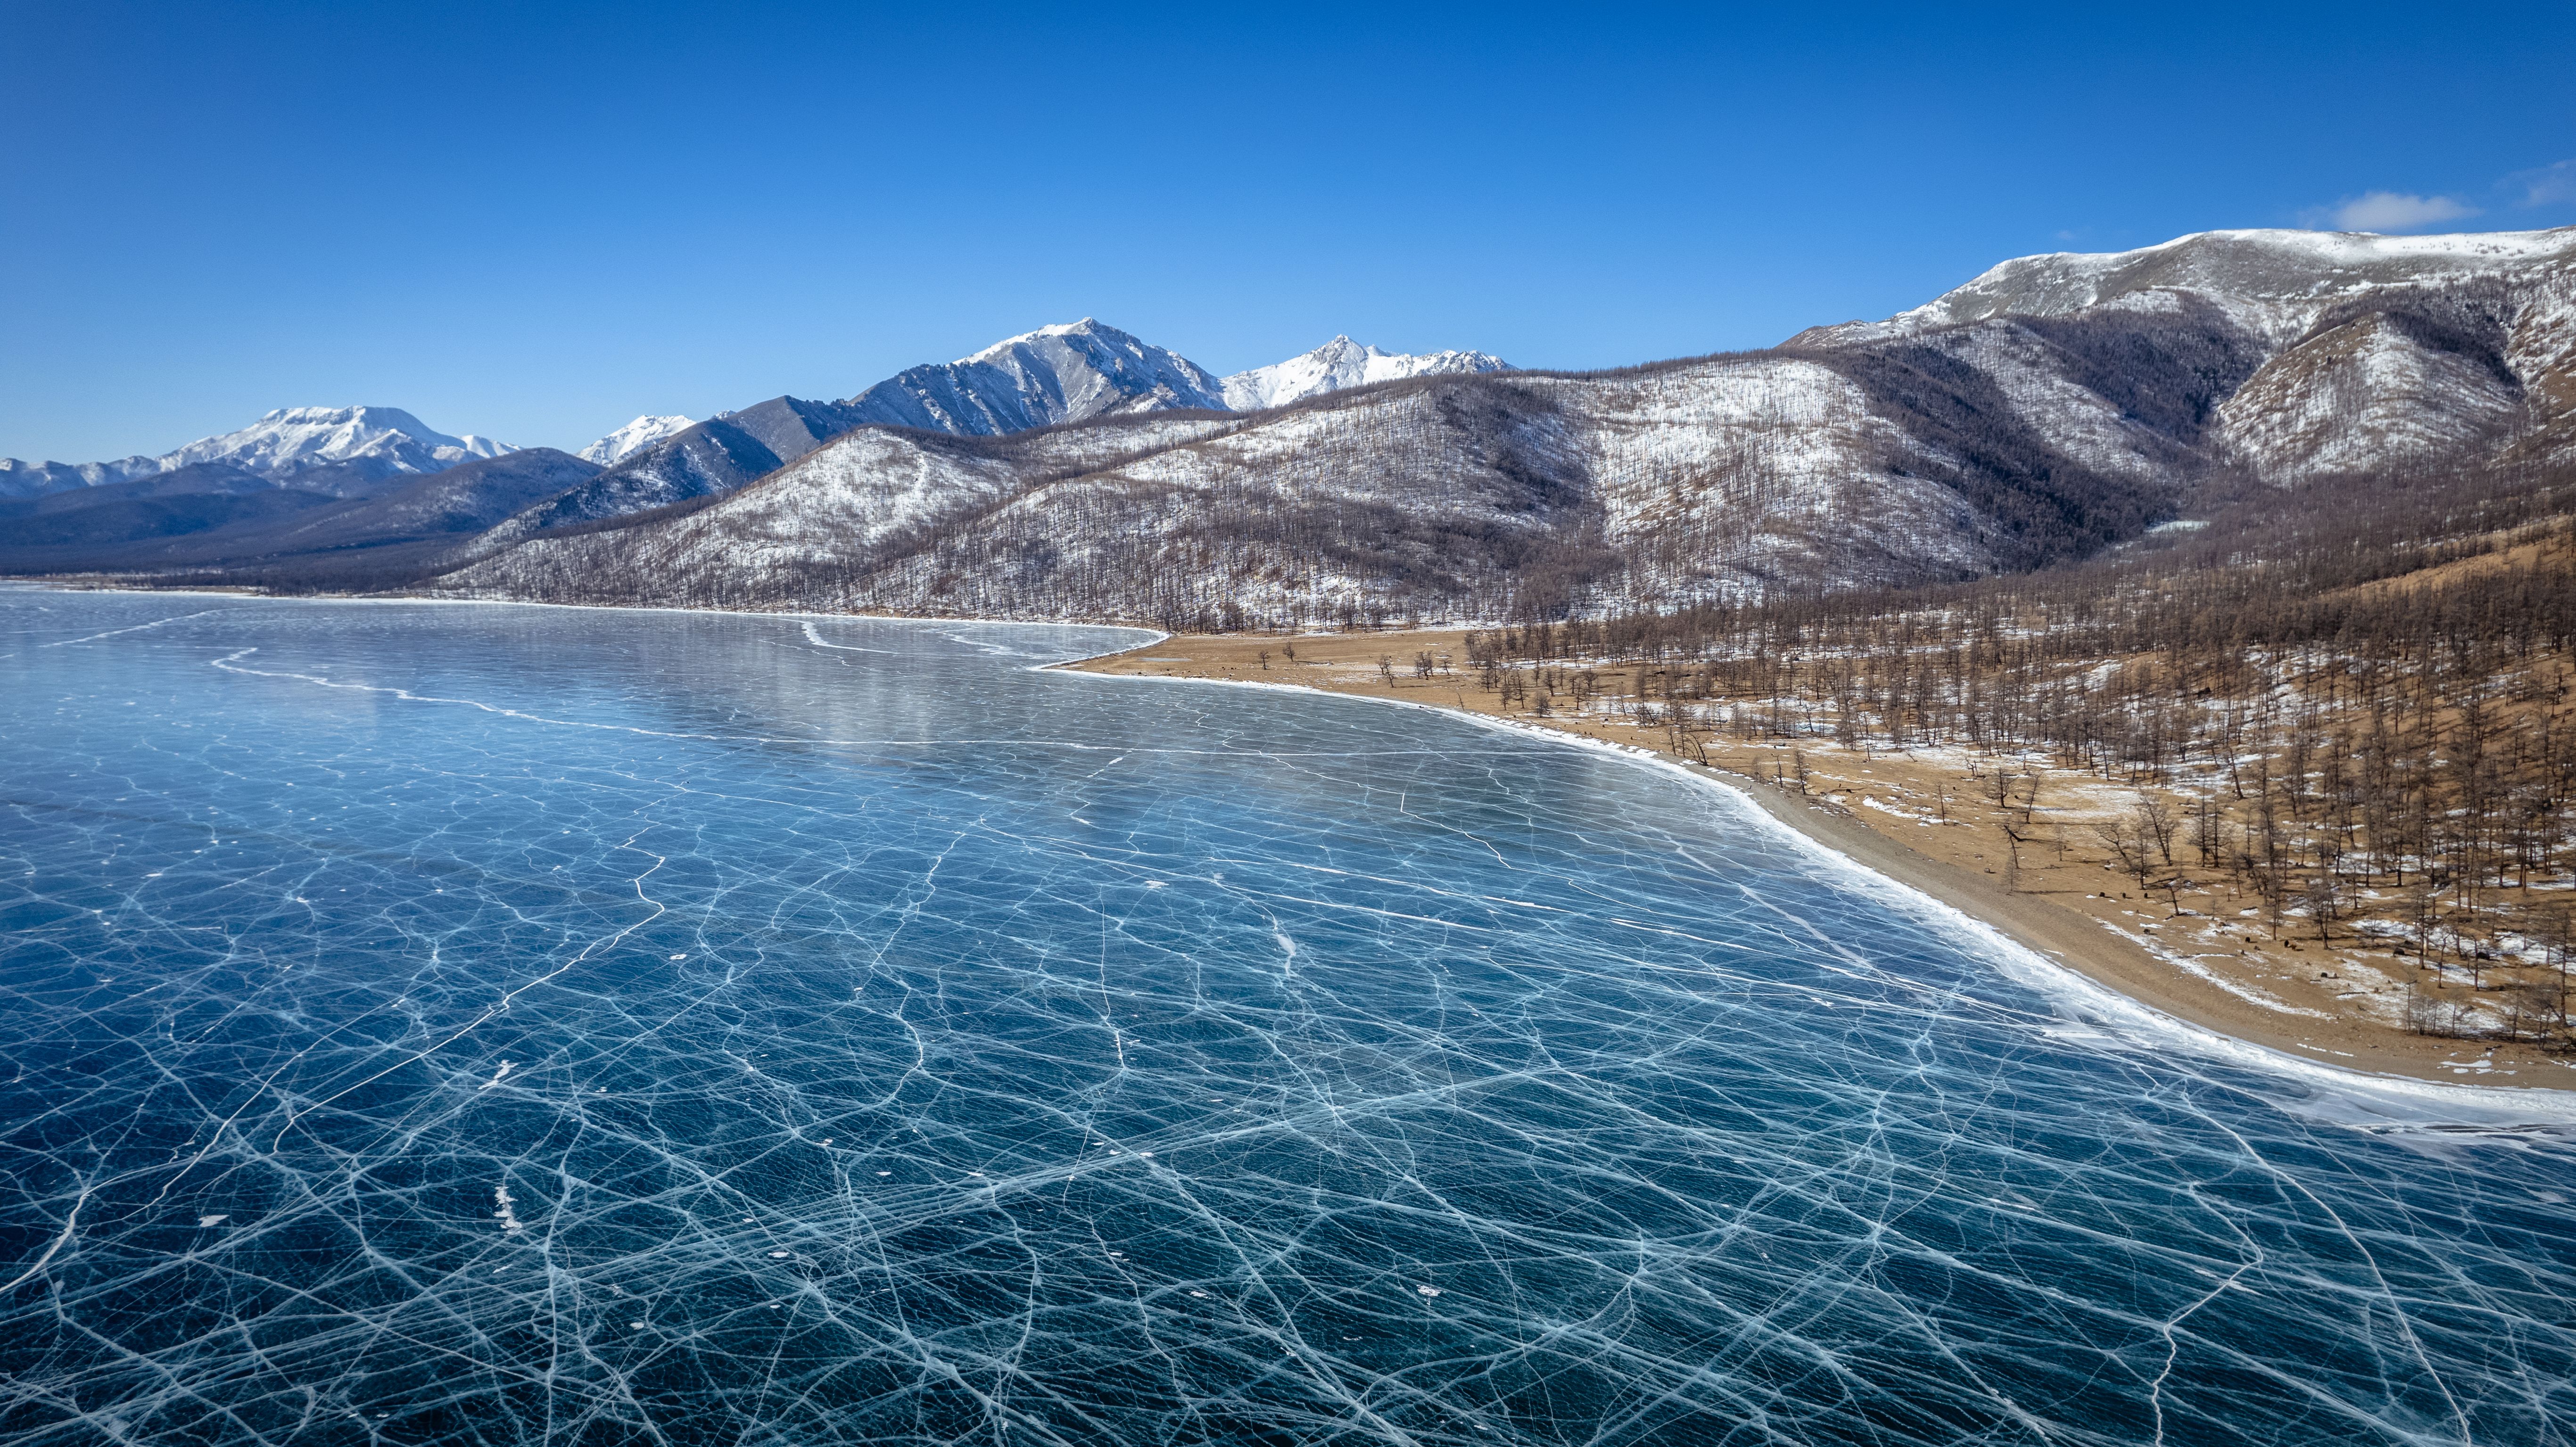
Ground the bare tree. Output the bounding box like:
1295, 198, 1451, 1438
2094, 821, 2155, 900
2133, 792, 2181, 867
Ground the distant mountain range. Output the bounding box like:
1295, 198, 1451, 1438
9, 226, 2572, 626
466, 324, 1512, 542
2, 329, 1506, 502
0, 407, 509, 500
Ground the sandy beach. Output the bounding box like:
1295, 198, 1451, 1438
1065, 628, 2576, 1095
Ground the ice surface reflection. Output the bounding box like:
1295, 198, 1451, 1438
1, 592, 2571, 1446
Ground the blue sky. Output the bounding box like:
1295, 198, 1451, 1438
4, 0, 2571, 462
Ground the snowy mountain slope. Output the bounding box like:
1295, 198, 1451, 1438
481, 398, 866, 544
436, 384, 1578, 618
0, 458, 158, 499
448, 228, 2494, 623
0, 406, 510, 501
1818, 227, 2576, 346
844, 320, 1227, 435
1221, 337, 1510, 411
1799, 226, 2576, 484
509, 326, 1217, 536
2215, 282, 2530, 481
579, 415, 694, 465
718, 396, 868, 462
446, 432, 1029, 599
494, 328, 1506, 541
435, 327, 2196, 622
260, 449, 606, 555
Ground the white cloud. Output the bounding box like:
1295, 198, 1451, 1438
2511, 159, 2576, 207
2313, 191, 2479, 232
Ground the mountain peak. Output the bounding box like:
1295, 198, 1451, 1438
850, 321, 1226, 436
160, 406, 509, 477
1, 405, 512, 500
579, 415, 696, 466
1221, 337, 1511, 411
960, 318, 1107, 363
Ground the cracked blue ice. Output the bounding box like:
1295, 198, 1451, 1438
1, 589, 2573, 1446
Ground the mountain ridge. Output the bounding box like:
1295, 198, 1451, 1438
15, 225, 2571, 631
1220, 336, 1509, 411
1, 406, 511, 501
843, 319, 1229, 435
426, 225, 2575, 624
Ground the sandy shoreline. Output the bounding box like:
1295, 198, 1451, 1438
1063, 629, 2576, 1099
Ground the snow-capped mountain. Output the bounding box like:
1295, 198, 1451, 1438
844, 320, 1227, 435
534, 325, 1510, 525
578, 415, 695, 465
1221, 337, 1509, 411
430, 225, 2576, 624
163, 406, 509, 477
0, 406, 509, 500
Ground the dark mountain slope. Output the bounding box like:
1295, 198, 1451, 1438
477, 403, 862, 545
0, 450, 602, 584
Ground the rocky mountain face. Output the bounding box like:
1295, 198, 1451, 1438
1220, 337, 1510, 410
479, 397, 866, 543
0, 406, 511, 500
1802, 227, 2576, 484
845, 320, 1228, 435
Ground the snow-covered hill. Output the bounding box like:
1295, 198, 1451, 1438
1222, 337, 1509, 411
1798, 225, 2576, 483
845, 320, 1227, 435
578, 415, 694, 465
435, 345, 2147, 622
1822, 227, 2576, 345
1, 406, 509, 500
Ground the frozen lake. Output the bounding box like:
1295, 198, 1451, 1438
3, 591, 2572, 1445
